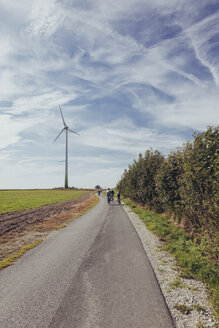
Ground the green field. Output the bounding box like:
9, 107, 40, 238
0, 190, 87, 213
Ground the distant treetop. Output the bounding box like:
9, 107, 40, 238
95, 185, 102, 189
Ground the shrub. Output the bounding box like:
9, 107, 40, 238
117, 126, 219, 235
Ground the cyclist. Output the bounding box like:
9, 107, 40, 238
106, 188, 111, 204
117, 191, 121, 204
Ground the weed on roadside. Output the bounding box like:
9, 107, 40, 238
174, 304, 193, 315
174, 303, 207, 316
0, 240, 42, 270
169, 277, 185, 289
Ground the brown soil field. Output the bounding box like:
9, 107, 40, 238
0, 192, 98, 267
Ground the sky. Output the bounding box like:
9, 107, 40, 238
0, 0, 219, 189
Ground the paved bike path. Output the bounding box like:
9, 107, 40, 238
49, 197, 175, 328
0, 196, 175, 328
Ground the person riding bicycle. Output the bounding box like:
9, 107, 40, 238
106, 188, 111, 204
117, 191, 121, 204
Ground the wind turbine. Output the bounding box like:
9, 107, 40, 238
53, 105, 79, 189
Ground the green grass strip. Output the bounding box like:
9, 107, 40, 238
124, 198, 219, 319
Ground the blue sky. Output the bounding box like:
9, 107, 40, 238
0, 0, 218, 189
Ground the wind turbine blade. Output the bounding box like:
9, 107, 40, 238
53, 128, 65, 143
59, 105, 67, 127
68, 128, 80, 136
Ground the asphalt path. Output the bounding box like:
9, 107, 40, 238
0, 195, 175, 328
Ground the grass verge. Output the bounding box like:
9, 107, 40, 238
123, 198, 219, 319
0, 240, 42, 270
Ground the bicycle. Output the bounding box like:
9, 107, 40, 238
107, 194, 114, 204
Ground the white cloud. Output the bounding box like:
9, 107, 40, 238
13, 91, 78, 113
177, 6, 219, 86
78, 118, 184, 155
25, 0, 65, 38
0, 115, 25, 149
155, 93, 219, 130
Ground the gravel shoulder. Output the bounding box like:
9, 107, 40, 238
123, 203, 218, 328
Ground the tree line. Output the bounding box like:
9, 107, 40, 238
117, 126, 218, 236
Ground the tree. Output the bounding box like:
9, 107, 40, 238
95, 185, 102, 189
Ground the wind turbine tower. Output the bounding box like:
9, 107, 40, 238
53, 105, 79, 189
